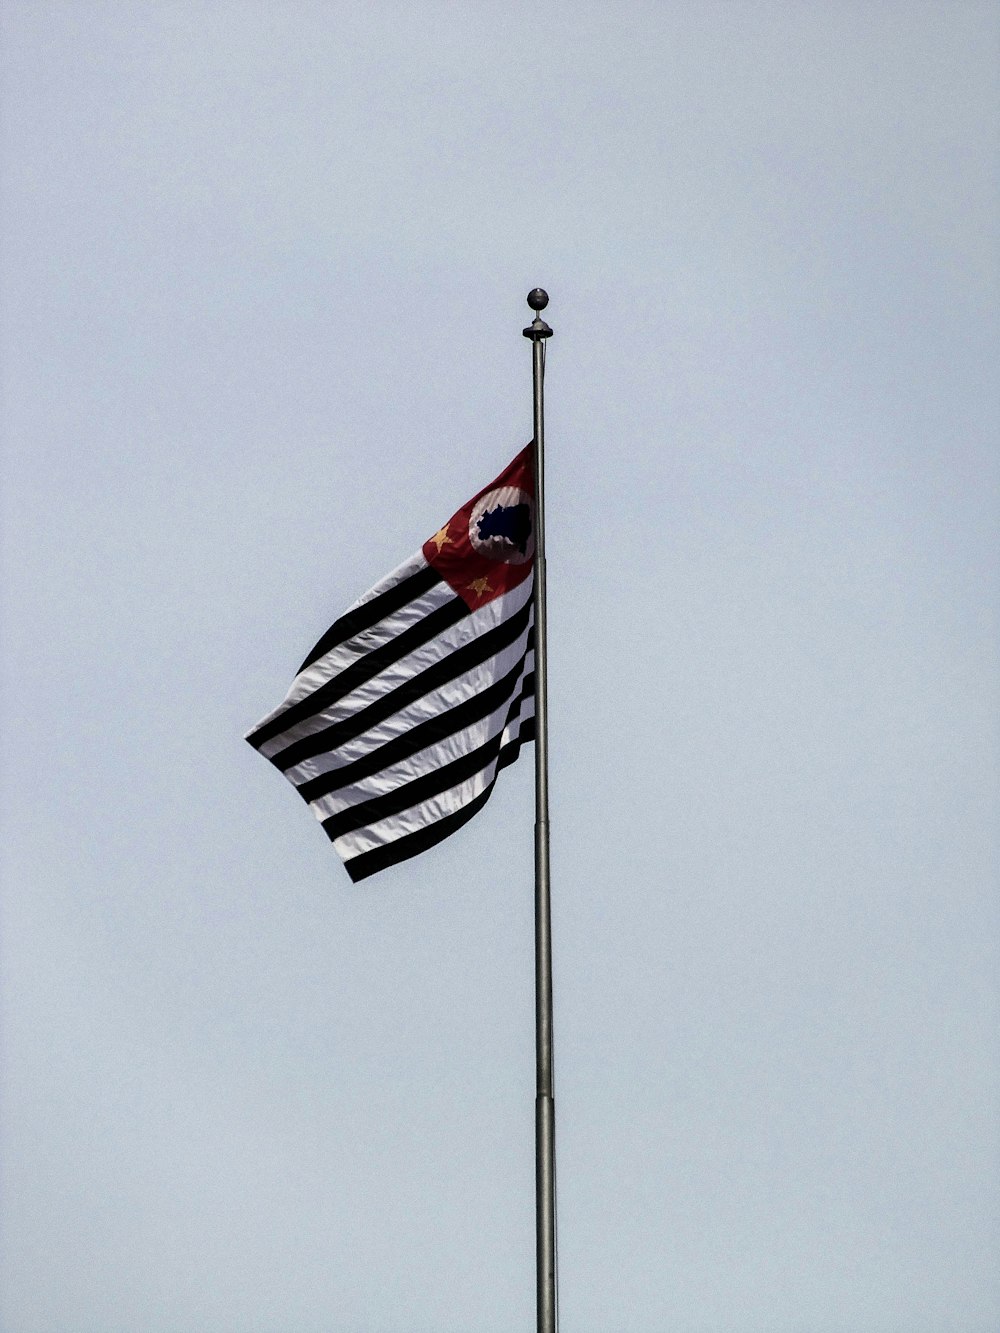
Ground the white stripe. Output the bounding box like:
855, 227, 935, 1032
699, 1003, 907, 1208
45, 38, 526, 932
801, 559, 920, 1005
341, 548, 428, 615
329, 697, 536, 863
305, 650, 535, 821
280, 558, 453, 709
258, 576, 533, 760
250, 552, 453, 733
503, 693, 535, 743
285, 621, 533, 786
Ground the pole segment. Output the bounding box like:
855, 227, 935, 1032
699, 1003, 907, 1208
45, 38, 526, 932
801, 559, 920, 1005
523, 289, 555, 1333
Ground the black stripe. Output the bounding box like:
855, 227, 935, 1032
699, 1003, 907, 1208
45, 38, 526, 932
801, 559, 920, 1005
247, 596, 468, 751
317, 670, 536, 841
268, 592, 533, 772
342, 715, 536, 883
297, 564, 443, 673
294, 632, 535, 802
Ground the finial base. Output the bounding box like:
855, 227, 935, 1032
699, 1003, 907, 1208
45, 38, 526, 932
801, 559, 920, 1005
523, 317, 553, 340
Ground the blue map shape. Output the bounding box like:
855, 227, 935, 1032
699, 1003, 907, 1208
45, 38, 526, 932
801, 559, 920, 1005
476, 502, 531, 555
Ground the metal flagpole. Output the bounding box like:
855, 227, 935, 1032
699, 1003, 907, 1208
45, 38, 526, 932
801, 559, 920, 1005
523, 288, 555, 1333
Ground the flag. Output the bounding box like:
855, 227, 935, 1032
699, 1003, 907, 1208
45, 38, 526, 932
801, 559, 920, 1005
246, 447, 536, 882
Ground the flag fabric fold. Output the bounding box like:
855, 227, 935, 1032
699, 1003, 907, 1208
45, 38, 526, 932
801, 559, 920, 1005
246, 447, 536, 882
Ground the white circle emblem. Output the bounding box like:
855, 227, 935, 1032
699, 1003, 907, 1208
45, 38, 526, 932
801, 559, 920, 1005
468, 486, 534, 564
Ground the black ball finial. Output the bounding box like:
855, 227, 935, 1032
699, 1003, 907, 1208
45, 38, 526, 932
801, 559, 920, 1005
522, 288, 553, 339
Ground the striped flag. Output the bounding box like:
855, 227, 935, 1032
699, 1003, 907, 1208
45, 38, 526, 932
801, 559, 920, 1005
246, 447, 536, 882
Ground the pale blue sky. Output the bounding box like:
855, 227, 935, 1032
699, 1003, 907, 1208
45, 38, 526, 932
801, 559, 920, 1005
2, 4, 998, 1331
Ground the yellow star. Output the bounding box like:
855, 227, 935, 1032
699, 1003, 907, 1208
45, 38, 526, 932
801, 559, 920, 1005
467, 576, 492, 598
429, 524, 451, 553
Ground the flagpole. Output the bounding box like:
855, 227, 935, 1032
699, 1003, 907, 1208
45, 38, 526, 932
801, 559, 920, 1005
523, 288, 555, 1333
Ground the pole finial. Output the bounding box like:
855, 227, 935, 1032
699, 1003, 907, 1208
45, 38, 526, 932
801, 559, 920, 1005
523, 288, 553, 340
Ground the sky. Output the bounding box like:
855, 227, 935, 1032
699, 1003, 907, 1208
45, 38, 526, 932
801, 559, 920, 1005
1, 3, 998, 1331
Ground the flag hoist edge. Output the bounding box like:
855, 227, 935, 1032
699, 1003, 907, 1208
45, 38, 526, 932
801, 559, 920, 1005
246, 447, 536, 882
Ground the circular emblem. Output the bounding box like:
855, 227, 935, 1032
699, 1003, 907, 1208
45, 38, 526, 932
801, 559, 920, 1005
468, 486, 534, 564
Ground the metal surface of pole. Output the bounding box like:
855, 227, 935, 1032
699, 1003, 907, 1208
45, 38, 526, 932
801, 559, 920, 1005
523, 288, 555, 1333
